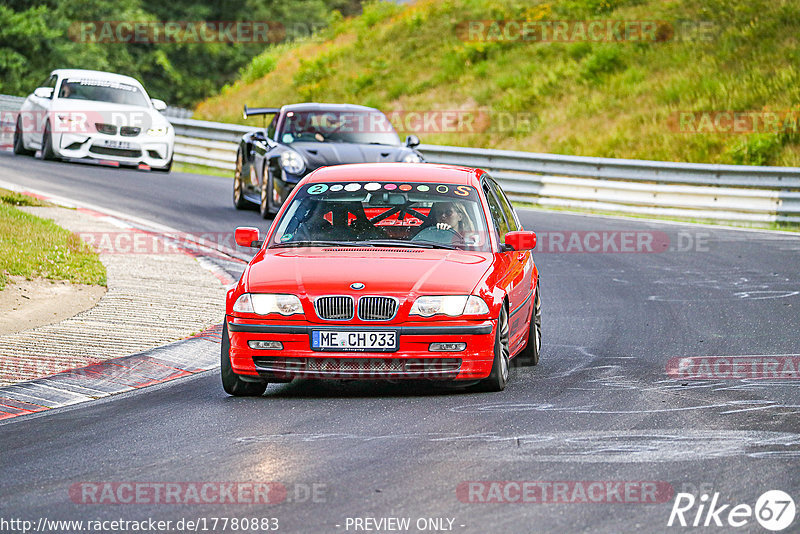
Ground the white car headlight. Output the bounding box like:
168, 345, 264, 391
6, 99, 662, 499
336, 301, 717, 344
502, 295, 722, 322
402, 152, 423, 163
233, 293, 303, 315
280, 150, 306, 175
147, 126, 169, 136
409, 295, 489, 317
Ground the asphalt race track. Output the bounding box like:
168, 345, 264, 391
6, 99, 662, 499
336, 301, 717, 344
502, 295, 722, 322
1, 153, 799, 533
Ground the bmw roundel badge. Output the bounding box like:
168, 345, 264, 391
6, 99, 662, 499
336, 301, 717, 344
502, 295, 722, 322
350, 282, 365, 290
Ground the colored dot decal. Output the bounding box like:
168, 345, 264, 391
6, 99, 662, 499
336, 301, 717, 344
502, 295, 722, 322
399, 184, 412, 191
307, 184, 328, 195
417, 185, 430, 192
280, 233, 293, 242
365, 183, 381, 191
384, 184, 397, 190
344, 183, 361, 192
436, 185, 449, 194
330, 184, 344, 191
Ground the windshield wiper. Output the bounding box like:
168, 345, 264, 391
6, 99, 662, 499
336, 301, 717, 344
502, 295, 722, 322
361, 239, 458, 250
271, 240, 366, 249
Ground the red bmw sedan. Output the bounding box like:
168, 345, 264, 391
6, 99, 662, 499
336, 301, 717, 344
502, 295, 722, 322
222, 163, 540, 395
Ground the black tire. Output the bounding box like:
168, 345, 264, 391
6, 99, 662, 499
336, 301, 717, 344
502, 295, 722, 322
13, 118, 34, 156
221, 323, 268, 396
233, 149, 249, 209
515, 286, 541, 366
478, 305, 510, 392
151, 157, 172, 173
40, 121, 57, 161
259, 164, 276, 219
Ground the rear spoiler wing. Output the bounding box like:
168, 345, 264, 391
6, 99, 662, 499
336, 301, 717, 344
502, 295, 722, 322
243, 105, 280, 119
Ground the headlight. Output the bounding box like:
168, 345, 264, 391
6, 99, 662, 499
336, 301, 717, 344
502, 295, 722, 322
409, 295, 489, 317
232, 293, 304, 315
147, 126, 169, 136
280, 150, 306, 175
402, 152, 423, 163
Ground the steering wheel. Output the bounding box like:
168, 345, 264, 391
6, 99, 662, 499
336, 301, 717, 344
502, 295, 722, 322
411, 226, 464, 246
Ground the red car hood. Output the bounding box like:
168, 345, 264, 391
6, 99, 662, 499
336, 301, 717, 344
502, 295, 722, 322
246, 247, 493, 298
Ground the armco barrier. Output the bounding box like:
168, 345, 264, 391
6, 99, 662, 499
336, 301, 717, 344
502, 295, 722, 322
3, 94, 799, 224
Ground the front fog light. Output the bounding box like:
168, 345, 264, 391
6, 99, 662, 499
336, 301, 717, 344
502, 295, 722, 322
429, 342, 466, 352
248, 340, 283, 350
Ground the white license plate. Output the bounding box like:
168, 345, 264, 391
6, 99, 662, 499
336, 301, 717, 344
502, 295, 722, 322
100, 139, 137, 150
311, 330, 397, 352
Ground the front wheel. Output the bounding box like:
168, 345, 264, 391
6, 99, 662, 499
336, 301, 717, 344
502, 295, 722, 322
221, 323, 268, 396
233, 149, 249, 209
13, 118, 34, 156
477, 305, 510, 392
40, 121, 57, 161
259, 166, 275, 219
516, 286, 541, 366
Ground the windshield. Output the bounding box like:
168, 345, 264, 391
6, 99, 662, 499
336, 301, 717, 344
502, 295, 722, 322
58, 78, 150, 107
270, 181, 491, 252
279, 110, 401, 145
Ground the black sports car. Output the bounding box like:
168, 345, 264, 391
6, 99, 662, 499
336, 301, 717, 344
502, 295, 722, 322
234, 103, 425, 217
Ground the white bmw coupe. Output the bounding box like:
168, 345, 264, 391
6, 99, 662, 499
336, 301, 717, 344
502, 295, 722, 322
13, 69, 175, 172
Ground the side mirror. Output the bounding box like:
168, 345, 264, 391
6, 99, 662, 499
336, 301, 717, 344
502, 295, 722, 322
235, 227, 262, 248
405, 134, 420, 148
151, 99, 167, 111
504, 231, 536, 251
34, 87, 54, 99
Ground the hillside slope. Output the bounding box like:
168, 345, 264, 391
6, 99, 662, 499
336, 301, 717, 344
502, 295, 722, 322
196, 0, 800, 166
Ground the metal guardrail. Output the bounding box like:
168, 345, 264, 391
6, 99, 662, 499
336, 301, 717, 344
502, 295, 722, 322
169, 117, 800, 224
4, 96, 800, 223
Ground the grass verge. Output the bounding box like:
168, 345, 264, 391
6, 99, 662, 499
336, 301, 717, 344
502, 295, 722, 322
0, 189, 106, 290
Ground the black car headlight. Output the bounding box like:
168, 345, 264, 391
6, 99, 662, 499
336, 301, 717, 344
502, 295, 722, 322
280, 150, 306, 175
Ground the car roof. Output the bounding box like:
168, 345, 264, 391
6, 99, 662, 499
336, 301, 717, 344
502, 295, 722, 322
282, 103, 380, 113
51, 69, 144, 87
305, 163, 486, 186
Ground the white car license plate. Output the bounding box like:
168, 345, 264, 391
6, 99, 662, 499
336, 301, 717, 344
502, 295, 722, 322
311, 330, 397, 352
100, 139, 137, 150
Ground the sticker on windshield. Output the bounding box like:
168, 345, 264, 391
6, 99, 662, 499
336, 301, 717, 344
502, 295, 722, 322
344, 183, 362, 192
399, 184, 412, 191
365, 183, 381, 191
384, 184, 397, 190
307, 184, 328, 195
329, 184, 344, 192
417, 185, 430, 192
280, 233, 293, 242
436, 185, 450, 194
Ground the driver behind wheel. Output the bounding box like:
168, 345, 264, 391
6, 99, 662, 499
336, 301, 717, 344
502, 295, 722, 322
416, 201, 479, 246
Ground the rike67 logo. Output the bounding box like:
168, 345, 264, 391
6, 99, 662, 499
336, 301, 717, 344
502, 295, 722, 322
668, 490, 796, 531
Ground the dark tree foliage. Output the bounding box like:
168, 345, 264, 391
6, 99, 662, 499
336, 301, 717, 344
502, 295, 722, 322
0, 0, 363, 107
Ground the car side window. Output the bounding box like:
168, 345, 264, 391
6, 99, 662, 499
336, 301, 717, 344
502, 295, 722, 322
266, 116, 277, 140
483, 182, 509, 246
488, 178, 520, 232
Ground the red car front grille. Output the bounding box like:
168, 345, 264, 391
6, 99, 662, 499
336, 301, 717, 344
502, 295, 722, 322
314, 296, 354, 320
